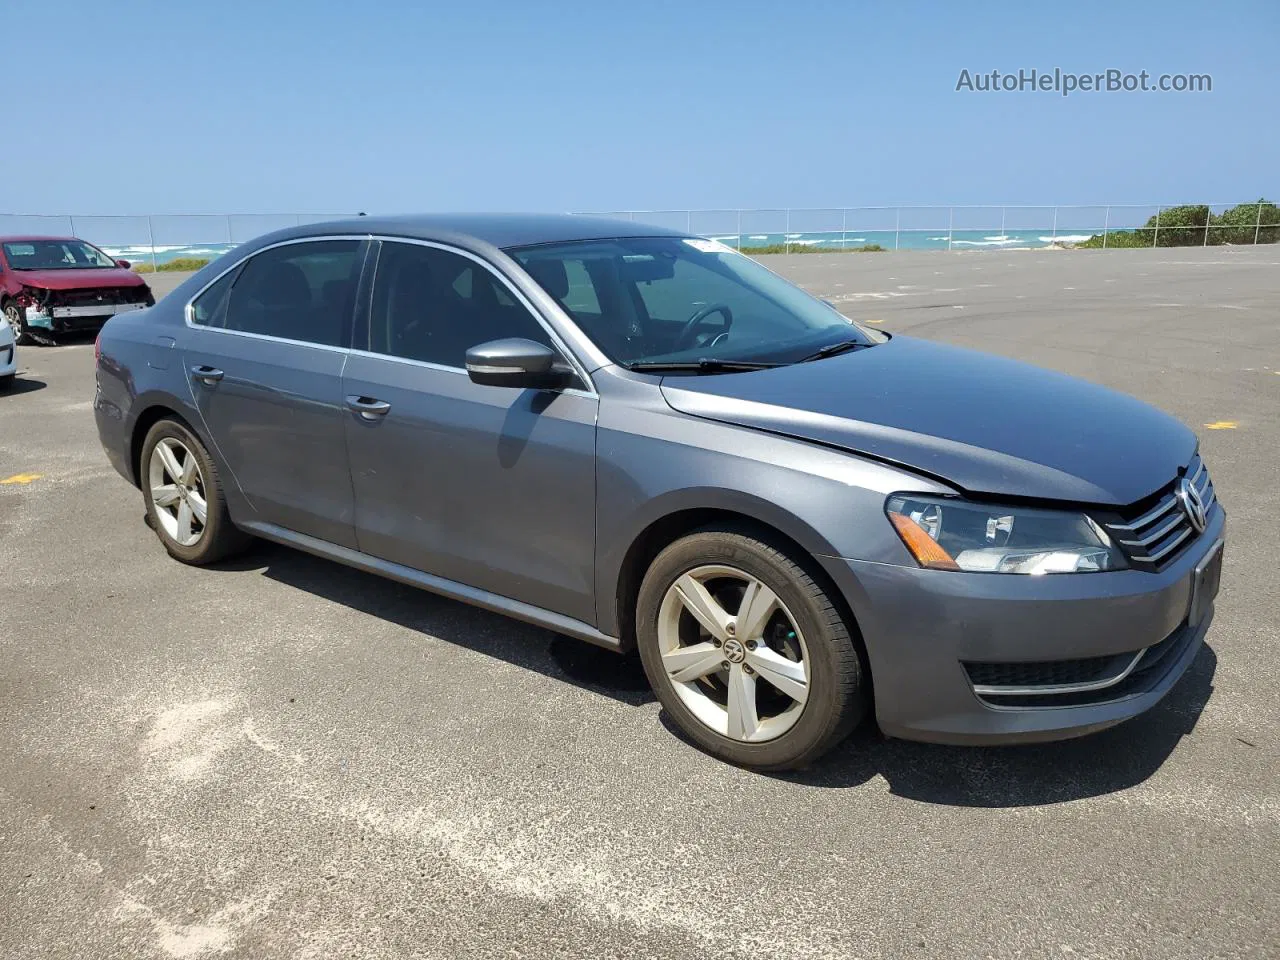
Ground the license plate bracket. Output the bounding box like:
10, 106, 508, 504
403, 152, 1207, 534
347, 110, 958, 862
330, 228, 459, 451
1188, 539, 1224, 627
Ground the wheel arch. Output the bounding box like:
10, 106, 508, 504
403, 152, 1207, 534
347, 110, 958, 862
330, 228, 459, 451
606, 496, 865, 664
128, 402, 200, 487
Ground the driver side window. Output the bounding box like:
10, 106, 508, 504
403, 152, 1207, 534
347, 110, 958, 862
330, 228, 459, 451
369, 242, 555, 368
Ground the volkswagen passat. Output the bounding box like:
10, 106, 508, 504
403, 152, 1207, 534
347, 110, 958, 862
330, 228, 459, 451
94, 215, 1224, 770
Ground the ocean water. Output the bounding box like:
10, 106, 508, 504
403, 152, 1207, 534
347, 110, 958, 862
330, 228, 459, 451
101, 242, 239, 267
98, 230, 1100, 266
707, 229, 1098, 250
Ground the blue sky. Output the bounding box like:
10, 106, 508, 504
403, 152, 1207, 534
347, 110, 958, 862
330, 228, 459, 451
3, 0, 1275, 214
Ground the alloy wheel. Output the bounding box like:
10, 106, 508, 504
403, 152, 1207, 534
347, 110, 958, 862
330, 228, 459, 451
148, 437, 208, 547
4, 304, 25, 343
656, 564, 810, 742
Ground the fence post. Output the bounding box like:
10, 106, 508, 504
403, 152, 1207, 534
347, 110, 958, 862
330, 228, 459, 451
1254, 201, 1264, 245
1000, 206, 1006, 238
736, 209, 742, 250
1102, 206, 1110, 249
686, 210, 692, 234
226, 215, 234, 244
1153, 206, 1161, 247
1051, 206, 1057, 242
947, 207, 954, 251
1203, 205, 1211, 246
68, 215, 76, 236
894, 207, 900, 251
841, 208, 847, 249
785, 209, 791, 254
147, 216, 158, 273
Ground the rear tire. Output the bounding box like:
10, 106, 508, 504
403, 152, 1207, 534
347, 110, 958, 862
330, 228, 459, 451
635, 526, 867, 770
139, 418, 251, 565
0, 374, 13, 391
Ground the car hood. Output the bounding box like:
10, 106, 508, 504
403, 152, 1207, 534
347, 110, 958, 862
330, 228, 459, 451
659, 335, 1197, 506
8, 267, 147, 290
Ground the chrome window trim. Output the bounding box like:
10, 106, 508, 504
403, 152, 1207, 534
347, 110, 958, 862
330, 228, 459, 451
364, 236, 598, 397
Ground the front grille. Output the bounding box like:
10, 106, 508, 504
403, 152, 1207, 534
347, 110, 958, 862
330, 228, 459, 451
47, 286, 149, 308
967, 623, 1195, 709
1100, 455, 1216, 570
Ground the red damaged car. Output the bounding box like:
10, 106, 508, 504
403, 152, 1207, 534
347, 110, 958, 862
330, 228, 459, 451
0, 236, 154, 345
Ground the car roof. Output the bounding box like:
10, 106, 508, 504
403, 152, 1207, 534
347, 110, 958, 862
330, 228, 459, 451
0, 235, 81, 243
285, 213, 690, 250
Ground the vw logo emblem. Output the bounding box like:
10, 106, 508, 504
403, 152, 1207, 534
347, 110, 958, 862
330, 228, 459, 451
722, 638, 747, 664
1176, 477, 1207, 534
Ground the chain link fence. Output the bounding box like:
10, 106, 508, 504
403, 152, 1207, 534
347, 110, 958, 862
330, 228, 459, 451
1, 204, 1275, 266
0, 213, 355, 271
580, 202, 1280, 252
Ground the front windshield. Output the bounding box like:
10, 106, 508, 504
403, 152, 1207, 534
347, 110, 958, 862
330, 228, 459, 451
3, 239, 117, 270
507, 237, 886, 368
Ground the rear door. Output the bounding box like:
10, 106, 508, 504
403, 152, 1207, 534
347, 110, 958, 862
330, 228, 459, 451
341, 239, 599, 624
182, 238, 368, 548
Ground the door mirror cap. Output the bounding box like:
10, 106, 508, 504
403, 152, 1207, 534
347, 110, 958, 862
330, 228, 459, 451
116, 259, 132, 269
465, 338, 574, 390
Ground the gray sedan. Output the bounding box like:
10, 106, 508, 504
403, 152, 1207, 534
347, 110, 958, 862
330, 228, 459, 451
93, 214, 1224, 770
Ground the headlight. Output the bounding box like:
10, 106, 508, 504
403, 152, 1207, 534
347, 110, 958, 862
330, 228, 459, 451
885, 494, 1126, 574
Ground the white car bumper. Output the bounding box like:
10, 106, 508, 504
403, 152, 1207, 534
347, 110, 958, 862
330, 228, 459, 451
0, 321, 16, 377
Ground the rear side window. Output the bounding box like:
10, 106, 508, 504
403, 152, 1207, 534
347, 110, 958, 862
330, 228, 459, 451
368, 242, 553, 368
201, 240, 362, 347
190, 268, 237, 327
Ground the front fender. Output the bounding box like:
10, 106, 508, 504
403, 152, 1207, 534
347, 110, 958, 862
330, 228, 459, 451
593, 406, 953, 637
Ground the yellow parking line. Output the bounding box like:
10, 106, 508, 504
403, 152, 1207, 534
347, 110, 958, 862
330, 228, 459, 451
1, 473, 43, 485
1203, 421, 1238, 430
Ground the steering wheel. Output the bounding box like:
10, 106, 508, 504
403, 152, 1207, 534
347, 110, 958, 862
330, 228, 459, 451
673, 303, 734, 351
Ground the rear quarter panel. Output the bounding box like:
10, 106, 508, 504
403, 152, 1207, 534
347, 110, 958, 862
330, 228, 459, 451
94, 302, 202, 486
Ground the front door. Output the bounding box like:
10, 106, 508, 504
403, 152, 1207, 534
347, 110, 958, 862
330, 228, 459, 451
342, 240, 598, 625
182, 238, 367, 548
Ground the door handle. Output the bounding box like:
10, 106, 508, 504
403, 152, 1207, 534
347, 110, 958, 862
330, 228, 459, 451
190, 364, 224, 385
345, 395, 392, 420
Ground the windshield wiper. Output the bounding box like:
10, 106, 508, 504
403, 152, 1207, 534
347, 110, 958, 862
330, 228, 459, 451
626, 359, 784, 373
797, 339, 867, 363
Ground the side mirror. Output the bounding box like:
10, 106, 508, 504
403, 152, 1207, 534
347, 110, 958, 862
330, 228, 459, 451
116, 259, 132, 269
465, 338, 574, 390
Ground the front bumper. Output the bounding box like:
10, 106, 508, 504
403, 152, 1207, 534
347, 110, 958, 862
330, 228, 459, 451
820, 506, 1225, 745
23, 301, 147, 333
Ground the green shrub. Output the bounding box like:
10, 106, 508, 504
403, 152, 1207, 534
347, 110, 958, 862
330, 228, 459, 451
1072, 230, 1153, 249
1150, 204, 1211, 246
133, 257, 211, 273
739, 243, 885, 254
1210, 200, 1280, 244
1070, 200, 1279, 248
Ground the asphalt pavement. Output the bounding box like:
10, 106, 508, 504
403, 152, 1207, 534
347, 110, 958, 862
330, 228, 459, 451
1, 247, 1277, 959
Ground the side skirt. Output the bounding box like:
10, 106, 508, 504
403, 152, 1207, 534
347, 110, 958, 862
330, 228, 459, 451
238, 520, 624, 653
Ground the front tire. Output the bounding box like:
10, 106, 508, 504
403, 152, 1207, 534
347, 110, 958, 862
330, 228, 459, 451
140, 418, 250, 565
635, 527, 867, 770
3, 302, 34, 347
0, 374, 13, 391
